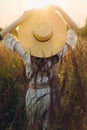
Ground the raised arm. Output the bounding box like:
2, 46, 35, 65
1, 33, 31, 78
0, 8, 33, 39
50, 5, 78, 56
0, 14, 31, 77
50, 5, 78, 31
0, 17, 23, 39
0, 15, 26, 57
0, 14, 30, 60
0, 9, 34, 78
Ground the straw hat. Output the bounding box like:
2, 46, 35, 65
18, 6, 67, 58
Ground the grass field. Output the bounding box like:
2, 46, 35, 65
0, 40, 87, 130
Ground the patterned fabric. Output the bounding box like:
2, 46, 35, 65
26, 87, 50, 129
3, 33, 25, 57
66, 29, 77, 49
2, 29, 77, 130
2, 30, 77, 82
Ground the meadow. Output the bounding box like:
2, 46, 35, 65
0, 39, 87, 130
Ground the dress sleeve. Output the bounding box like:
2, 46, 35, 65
2, 33, 32, 78
66, 29, 78, 49
2, 33, 25, 57
23, 53, 32, 79
58, 29, 78, 57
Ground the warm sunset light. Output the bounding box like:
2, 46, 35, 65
25, 0, 69, 11
0, 1, 87, 130
25, 0, 58, 9
0, 0, 87, 28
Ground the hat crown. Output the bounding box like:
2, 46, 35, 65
18, 6, 67, 57
33, 22, 53, 42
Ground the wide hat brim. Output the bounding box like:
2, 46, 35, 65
18, 6, 67, 58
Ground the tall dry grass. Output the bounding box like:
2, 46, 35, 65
0, 44, 27, 130
57, 39, 87, 130
0, 39, 87, 130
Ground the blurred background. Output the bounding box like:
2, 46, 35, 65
0, 0, 87, 28
0, 1, 87, 130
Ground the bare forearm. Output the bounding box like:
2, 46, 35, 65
57, 8, 78, 30
0, 9, 33, 39
51, 5, 78, 30
0, 17, 23, 38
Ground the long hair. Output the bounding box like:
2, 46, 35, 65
30, 55, 59, 85
30, 55, 61, 129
